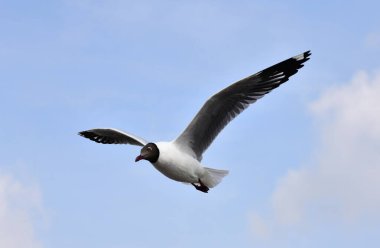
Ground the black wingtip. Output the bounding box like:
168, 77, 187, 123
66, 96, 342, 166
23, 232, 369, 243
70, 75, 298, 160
285, 50, 311, 74
293, 50, 311, 62
78, 130, 101, 143
78, 130, 120, 144
78, 130, 89, 138
304, 50, 312, 60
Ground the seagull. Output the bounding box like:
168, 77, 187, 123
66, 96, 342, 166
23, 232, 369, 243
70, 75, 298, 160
79, 51, 311, 193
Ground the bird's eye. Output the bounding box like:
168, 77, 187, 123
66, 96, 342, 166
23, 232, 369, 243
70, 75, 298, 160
147, 147, 152, 152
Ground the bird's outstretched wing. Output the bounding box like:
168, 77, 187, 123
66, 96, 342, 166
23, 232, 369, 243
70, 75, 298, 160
174, 51, 311, 161
79, 128, 148, 146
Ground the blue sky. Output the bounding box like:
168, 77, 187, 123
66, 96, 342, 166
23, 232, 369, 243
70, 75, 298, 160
1, 1, 380, 247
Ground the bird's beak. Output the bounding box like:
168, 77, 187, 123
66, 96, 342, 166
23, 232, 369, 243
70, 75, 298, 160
135, 155, 143, 162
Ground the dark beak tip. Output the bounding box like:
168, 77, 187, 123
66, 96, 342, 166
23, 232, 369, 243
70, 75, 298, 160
135, 155, 142, 162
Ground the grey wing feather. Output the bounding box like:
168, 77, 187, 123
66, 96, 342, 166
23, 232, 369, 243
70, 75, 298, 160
174, 51, 311, 161
78, 128, 148, 146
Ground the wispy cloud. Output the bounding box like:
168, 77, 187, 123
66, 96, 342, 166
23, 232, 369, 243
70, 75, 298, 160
250, 69, 380, 237
0, 171, 45, 248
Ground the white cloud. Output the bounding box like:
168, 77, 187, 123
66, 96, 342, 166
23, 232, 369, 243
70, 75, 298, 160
250, 70, 380, 237
0, 172, 44, 248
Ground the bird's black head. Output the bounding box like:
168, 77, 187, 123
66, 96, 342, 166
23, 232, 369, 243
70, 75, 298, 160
135, 143, 159, 163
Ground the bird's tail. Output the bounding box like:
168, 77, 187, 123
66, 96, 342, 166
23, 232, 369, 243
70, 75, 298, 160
202, 167, 229, 188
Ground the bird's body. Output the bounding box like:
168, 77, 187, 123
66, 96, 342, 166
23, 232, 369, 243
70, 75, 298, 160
153, 141, 202, 183
152, 142, 227, 190
79, 51, 311, 193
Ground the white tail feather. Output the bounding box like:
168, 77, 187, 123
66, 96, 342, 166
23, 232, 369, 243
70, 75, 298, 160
202, 167, 229, 188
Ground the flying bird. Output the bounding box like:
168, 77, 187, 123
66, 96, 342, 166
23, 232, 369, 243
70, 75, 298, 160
79, 51, 311, 193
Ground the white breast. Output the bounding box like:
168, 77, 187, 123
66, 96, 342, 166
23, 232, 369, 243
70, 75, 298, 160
152, 142, 205, 183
